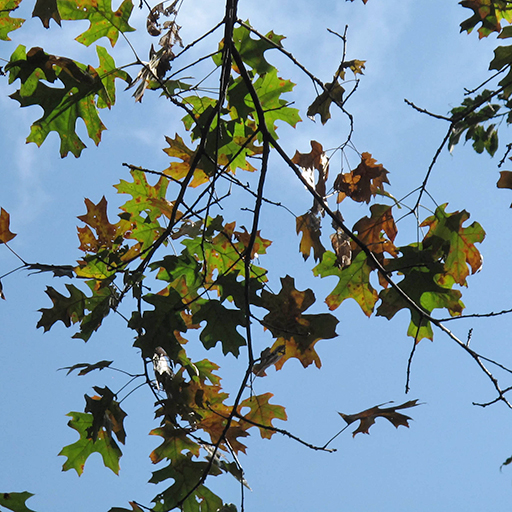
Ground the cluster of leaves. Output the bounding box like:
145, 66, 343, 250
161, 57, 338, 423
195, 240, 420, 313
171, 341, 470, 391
0, 0, 508, 510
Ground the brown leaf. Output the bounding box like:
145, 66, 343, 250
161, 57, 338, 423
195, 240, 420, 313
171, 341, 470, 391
292, 140, 329, 213
330, 211, 351, 268
296, 212, 326, 262
352, 204, 398, 262
334, 152, 389, 203
0, 208, 16, 244
339, 399, 421, 437
307, 81, 344, 125
497, 170, 512, 207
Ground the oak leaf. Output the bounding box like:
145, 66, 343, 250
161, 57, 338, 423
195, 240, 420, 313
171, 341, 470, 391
238, 393, 287, 439
0, 492, 36, 512
339, 399, 421, 437
497, 170, 512, 206
296, 212, 325, 262
0, 0, 24, 40
0, 207, 16, 243
313, 251, 378, 316
334, 152, 389, 203
307, 80, 344, 125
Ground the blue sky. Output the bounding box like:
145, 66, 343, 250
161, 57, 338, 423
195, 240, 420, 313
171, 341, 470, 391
2, 0, 512, 511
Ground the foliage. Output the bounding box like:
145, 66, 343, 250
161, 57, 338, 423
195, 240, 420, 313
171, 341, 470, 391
3, 0, 512, 510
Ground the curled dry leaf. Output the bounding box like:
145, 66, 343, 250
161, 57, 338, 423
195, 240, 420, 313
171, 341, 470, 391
334, 152, 389, 203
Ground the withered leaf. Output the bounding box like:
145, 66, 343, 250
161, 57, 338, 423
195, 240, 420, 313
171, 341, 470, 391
0, 207, 16, 243
252, 344, 285, 377
497, 170, 512, 207
334, 152, 389, 203
307, 80, 344, 125
330, 211, 351, 268
296, 212, 325, 262
292, 140, 329, 213
339, 399, 421, 437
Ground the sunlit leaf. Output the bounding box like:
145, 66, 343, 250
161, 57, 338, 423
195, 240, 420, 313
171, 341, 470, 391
57, 0, 135, 47
238, 393, 287, 439
0, 492, 36, 512
59, 411, 122, 475
0, 0, 24, 40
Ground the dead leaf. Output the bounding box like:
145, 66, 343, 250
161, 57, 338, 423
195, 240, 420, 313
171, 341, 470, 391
334, 152, 389, 203
339, 399, 421, 437
0, 208, 16, 244
307, 81, 344, 125
296, 212, 326, 262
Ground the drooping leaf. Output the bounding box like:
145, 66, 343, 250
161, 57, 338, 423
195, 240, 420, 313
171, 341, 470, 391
307, 80, 344, 125
26, 263, 75, 277
0, 0, 24, 40
57, 0, 135, 47
330, 211, 352, 269
339, 399, 421, 437
0, 208, 16, 243
296, 212, 326, 262
60, 360, 113, 376
313, 250, 378, 316
32, 0, 61, 28
0, 492, 36, 512
334, 152, 390, 203
238, 393, 287, 439
497, 170, 512, 206
84, 386, 127, 444
59, 411, 122, 475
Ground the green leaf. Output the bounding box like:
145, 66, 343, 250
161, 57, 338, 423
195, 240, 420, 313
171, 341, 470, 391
214, 23, 284, 76
377, 245, 464, 341
60, 360, 113, 376
192, 300, 246, 357
238, 393, 287, 439
420, 204, 485, 286
0, 0, 24, 40
0, 492, 37, 512
313, 250, 378, 316
36, 284, 86, 332
150, 457, 223, 512
6, 46, 128, 157
57, 0, 135, 47
150, 424, 201, 464
130, 291, 187, 361
260, 275, 338, 368
59, 411, 122, 475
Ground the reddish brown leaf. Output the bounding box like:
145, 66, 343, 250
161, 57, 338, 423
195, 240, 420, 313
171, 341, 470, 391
339, 399, 421, 437
352, 204, 398, 261
334, 152, 389, 203
0, 208, 16, 243
77, 197, 121, 251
